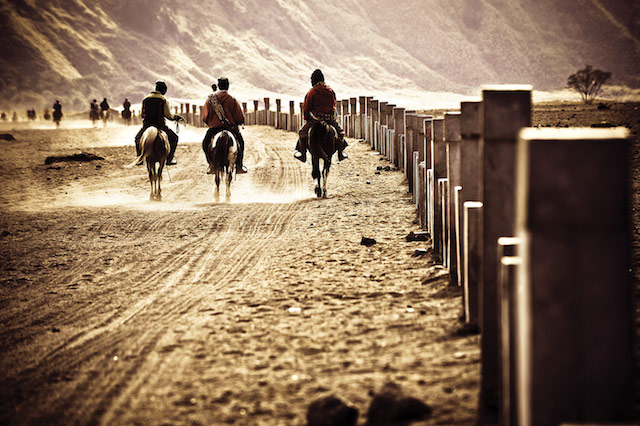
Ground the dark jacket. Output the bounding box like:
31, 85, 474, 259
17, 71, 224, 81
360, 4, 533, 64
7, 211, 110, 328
303, 82, 337, 121
141, 91, 175, 127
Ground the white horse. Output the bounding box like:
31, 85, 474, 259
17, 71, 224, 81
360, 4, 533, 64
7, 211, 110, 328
101, 109, 110, 128
126, 127, 170, 201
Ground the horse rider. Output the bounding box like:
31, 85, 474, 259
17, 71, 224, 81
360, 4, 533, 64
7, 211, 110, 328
122, 98, 132, 124
90, 99, 99, 122
100, 98, 110, 118
52, 100, 62, 120
134, 81, 182, 166
294, 69, 348, 163
201, 77, 247, 174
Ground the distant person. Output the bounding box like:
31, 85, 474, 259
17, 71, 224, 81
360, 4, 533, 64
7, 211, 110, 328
294, 69, 347, 163
100, 98, 110, 126
52, 100, 63, 126
134, 81, 182, 166
121, 98, 132, 125
100, 98, 110, 116
0, 112, 6, 121
12, 112, 17, 122
90, 99, 100, 126
202, 78, 247, 174
43, 108, 51, 120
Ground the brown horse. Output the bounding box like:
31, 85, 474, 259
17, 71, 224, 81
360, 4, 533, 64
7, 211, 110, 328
308, 120, 339, 198
127, 127, 170, 201
206, 130, 238, 200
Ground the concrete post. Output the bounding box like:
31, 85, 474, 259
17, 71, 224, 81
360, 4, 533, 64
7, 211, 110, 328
515, 127, 633, 426
253, 100, 259, 125
349, 98, 357, 137
379, 102, 388, 154
454, 185, 463, 285
370, 100, 379, 150
445, 112, 462, 286
404, 111, 417, 190
460, 100, 482, 202
199, 106, 204, 127
242, 102, 247, 116
432, 118, 446, 260
289, 100, 295, 131
275, 99, 281, 129
463, 201, 482, 325
413, 151, 419, 206
393, 108, 405, 169
358, 96, 366, 139
419, 161, 427, 229
479, 85, 532, 423
439, 178, 449, 267
497, 237, 522, 426
425, 118, 434, 235
262, 98, 269, 126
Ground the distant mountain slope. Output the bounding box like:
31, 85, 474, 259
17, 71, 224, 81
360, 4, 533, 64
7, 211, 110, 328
0, 0, 638, 111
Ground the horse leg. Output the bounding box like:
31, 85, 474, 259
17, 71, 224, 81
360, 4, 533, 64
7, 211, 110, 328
225, 168, 232, 199
148, 163, 154, 201
322, 163, 330, 198
312, 157, 322, 197
156, 163, 164, 201
214, 171, 221, 200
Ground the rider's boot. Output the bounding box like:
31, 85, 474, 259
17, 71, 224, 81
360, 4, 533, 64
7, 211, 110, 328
294, 136, 308, 163
337, 136, 348, 161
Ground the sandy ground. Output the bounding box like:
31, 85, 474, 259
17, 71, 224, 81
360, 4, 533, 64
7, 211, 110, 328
0, 122, 479, 425
1, 102, 639, 425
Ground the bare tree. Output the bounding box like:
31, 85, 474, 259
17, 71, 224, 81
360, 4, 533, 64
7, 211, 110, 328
567, 65, 612, 104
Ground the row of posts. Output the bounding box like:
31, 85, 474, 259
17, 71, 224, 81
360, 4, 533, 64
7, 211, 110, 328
242, 89, 635, 425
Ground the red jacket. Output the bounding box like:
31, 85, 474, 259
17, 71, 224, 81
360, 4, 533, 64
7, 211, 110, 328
303, 82, 337, 121
202, 91, 245, 128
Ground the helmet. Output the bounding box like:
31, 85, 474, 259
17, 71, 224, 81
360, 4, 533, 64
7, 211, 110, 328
155, 81, 167, 94
311, 69, 324, 86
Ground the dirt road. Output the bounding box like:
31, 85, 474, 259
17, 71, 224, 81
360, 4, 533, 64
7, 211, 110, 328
0, 123, 478, 425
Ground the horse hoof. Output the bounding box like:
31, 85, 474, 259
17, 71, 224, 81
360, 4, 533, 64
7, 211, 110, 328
315, 187, 322, 197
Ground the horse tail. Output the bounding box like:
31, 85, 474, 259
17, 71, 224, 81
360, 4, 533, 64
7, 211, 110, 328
125, 127, 157, 168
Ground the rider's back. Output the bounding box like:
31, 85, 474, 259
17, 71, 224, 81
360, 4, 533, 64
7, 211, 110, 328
142, 95, 166, 127
304, 83, 336, 119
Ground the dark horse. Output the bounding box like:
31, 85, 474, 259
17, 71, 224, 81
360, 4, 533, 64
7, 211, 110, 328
206, 130, 238, 200
308, 119, 340, 198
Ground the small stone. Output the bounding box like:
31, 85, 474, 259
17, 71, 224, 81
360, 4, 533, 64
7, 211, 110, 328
365, 180, 371, 184
365, 382, 432, 425
307, 395, 358, 426
0, 133, 16, 141
405, 231, 429, 242
360, 237, 376, 247
412, 248, 429, 257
